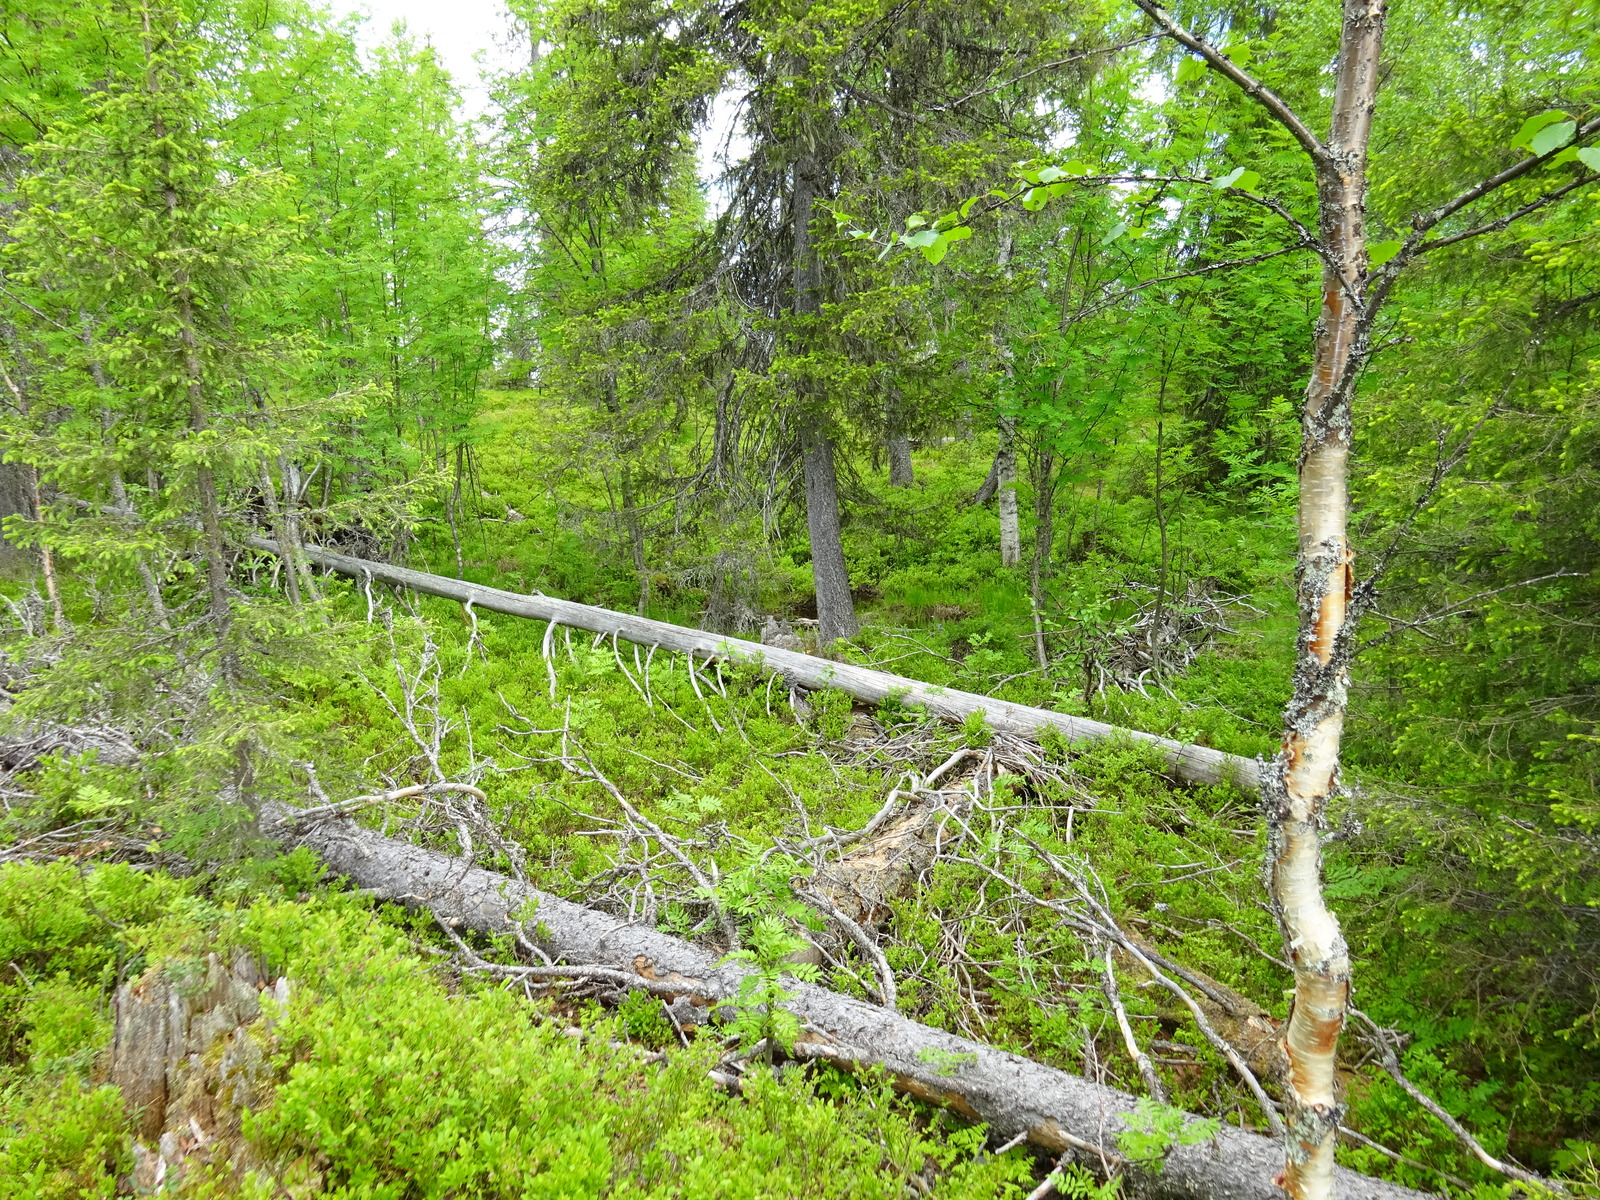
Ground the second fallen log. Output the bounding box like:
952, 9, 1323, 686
261, 802, 1424, 1200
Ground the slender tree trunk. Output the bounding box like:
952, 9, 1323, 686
1029, 441, 1057, 668
993, 234, 1021, 567
885, 383, 914, 487
802, 430, 857, 645
619, 464, 650, 616
175, 291, 230, 625
257, 461, 300, 606
279, 456, 319, 603
710, 372, 738, 486
997, 415, 1021, 567
792, 150, 858, 645
1262, 4, 1386, 1197
26, 462, 63, 631
1150, 376, 1171, 676
83, 315, 170, 628
446, 443, 466, 580
0, 340, 65, 629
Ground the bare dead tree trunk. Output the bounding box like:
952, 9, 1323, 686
1128, 3, 1388, 1196
250, 534, 1260, 790
997, 414, 1021, 567
793, 151, 858, 645
259, 805, 1425, 1200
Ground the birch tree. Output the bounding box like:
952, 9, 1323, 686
1121, 2, 1600, 1196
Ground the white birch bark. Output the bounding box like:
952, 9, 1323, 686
1127, 3, 1389, 1196
997, 414, 1021, 567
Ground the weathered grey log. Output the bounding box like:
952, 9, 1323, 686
263, 803, 1424, 1200
247, 537, 1259, 792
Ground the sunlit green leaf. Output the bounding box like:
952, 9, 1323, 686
1368, 239, 1402, 266
1512, 109, 1571, 150
1099, 220, 1128, 246
1577, 146, 1600, 172
1212, 166, 1260, 191
1531, 120, 1576, 157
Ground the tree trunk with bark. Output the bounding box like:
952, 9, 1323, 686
993, 234, 1021, 568
1127, 3, 1388, 1196
261, 803, 1426, 1200
1265, 6, 1385, 1192
792, 151, 858, 645
885, 384, 914, 487
997, 415, 1021, 568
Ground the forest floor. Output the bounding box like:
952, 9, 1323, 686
1, 393, 1594, 1200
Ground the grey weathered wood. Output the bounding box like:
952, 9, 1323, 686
263, 804, 1423, 1200
247, 536, 1259, 792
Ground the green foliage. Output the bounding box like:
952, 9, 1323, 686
962, 709, 992, 749
1115, 1099, 1220, 1173
0, 1083, 128, 1200
723, 915, 821, 1059
1048, 1164, 1122, 1200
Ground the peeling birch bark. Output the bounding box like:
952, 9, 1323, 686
1261, 5, 1387, 1196
263, 804, 1427, 1200
1124, 0, 1390, 1193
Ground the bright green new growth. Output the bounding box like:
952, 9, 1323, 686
0, 862, 1034, 1199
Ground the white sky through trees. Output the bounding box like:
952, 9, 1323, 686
322, 0, 742, 191
324, 0, 522, 116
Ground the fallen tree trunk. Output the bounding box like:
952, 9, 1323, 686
247, 537, 1258, 792
262, 803, 1422, 1200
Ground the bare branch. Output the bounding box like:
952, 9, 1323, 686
1101, 945, 1167, 1103
1348, 1008, 1555, 1190
1412, 173, 1594, 258
1127, 0, 1328, 166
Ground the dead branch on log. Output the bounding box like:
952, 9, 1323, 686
260, 802, 1425, 1200
247, 536, 1260, 791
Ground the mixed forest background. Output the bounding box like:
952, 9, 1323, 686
0, 0, 1597, 1196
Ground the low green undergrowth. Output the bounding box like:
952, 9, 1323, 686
0, 860, 1036, 1199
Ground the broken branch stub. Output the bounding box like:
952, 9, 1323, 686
246, 537, 1259, 792
261, 803, 1423, 1200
